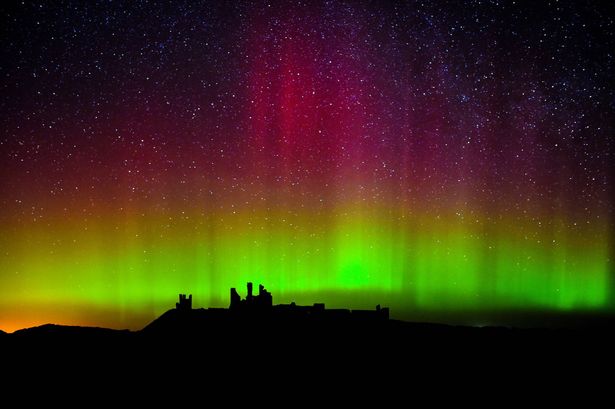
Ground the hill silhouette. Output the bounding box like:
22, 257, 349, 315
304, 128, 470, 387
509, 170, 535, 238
2, 283, 614, 373
12, 323, 131, 339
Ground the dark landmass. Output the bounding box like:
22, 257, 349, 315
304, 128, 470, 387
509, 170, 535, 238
12, 323, 132, 339
7, 310, 612, 343
2, 284, 614, 377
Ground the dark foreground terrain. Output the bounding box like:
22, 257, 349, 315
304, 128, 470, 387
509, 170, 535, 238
3, 308, 614, 364
2, 309, 615, 398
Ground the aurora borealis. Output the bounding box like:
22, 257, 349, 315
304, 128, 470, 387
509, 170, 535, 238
1, 1, 613, 332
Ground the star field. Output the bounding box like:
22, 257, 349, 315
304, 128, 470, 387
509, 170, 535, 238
1, 1, 613, 331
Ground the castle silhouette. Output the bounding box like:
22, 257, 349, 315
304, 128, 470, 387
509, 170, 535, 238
174, 282, 389, 321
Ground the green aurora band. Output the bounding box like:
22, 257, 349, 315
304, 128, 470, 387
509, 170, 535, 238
1, 206, 611, 331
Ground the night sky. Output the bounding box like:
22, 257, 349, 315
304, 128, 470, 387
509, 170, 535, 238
1, 1, 613, 332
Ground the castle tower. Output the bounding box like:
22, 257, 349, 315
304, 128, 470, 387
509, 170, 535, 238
230, 287, 240, 309
247, 282, 253, 303
176, 294, 192, 311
